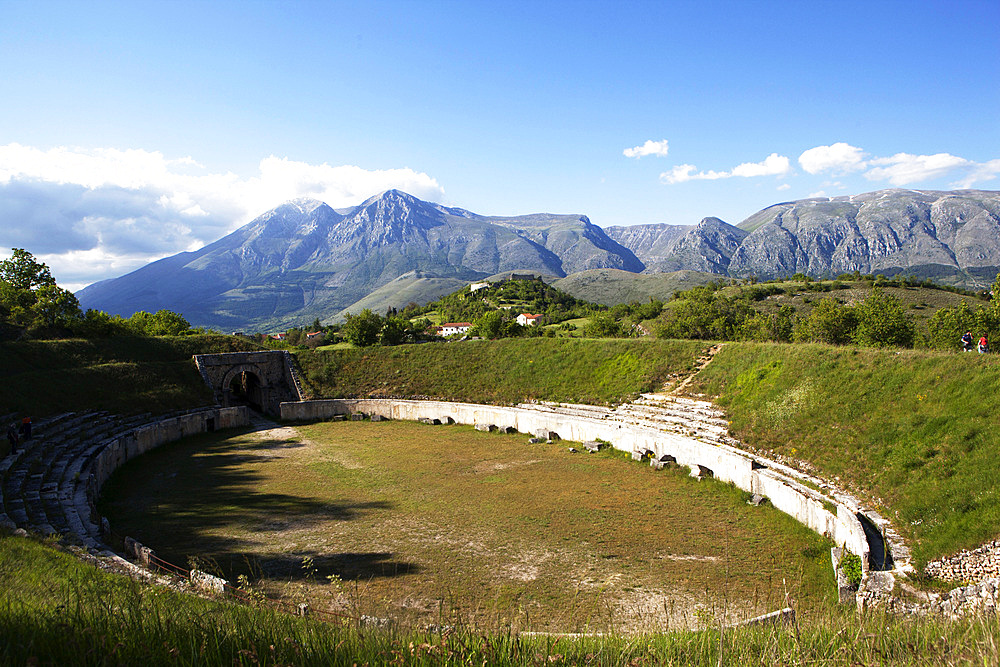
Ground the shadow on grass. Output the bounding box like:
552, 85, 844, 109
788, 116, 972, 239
99, 433, 419, 582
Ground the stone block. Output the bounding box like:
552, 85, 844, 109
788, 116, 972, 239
528, 437, 544, 444
370, 414, 388, 422
534, 429, 559, 440
190, 569, 228, 595
502, 426, 518, 434
350, 413, 366, 421
474, 423, 496, 432
583, 441, 602, 453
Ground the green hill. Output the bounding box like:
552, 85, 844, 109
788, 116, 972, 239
552, 269, 719, 306
0, 335, 261, 418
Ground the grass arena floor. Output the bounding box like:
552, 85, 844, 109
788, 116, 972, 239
99, 419, 836, 633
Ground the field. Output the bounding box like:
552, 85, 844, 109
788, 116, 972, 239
99, 419, 834, 633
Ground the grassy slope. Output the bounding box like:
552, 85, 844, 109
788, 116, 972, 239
296, 338, 711, 405
0, 335, 261, 418
693, 343, 1000, 565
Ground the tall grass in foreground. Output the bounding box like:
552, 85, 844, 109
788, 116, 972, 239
3, 535, 998, 665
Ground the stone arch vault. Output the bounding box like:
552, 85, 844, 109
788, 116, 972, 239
193, 351, 304, 416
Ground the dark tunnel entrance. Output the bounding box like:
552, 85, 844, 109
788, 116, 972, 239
229, 370, 264, 413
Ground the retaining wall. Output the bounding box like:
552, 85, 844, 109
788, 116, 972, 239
281, 398, 871, 567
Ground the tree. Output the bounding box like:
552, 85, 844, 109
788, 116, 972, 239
0, 248, 54, 291
471, 310, 506, 339
0, 248, 82, 330
341, 309, 383, 347
379, 316, 408, 346
793, 297, 857, 345
852, 288, 915, 348
583, 312, 631, 338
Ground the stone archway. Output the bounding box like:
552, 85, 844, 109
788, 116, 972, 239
223, 366, 267, 413
193, 351, 304, 416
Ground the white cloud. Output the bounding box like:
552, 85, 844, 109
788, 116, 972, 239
950, 158, 1000, 189
798, 143, 867, 175
660, 153, 791, 184
777, 183, 791, 191
731, 153, 791, 178
807, 190, 828, 198
863, 152, 970, 186
0, 143, 445, 288
623, 139, 670, 158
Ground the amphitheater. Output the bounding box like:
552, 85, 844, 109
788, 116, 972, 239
1, 349, 995, 622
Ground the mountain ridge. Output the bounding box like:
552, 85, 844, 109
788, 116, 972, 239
77, 187, 1000, 330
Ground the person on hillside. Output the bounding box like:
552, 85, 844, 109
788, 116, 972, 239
18, 416, 31, 441
961, 330, 974, 352
979, 335, 989, 354
6, 424, 18, 454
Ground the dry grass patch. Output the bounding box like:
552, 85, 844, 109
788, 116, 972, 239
101, 420, 834, 633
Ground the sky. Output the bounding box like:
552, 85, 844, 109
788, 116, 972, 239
1, 0, 998, 290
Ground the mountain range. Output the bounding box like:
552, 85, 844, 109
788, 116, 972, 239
77, 188, 1000, 331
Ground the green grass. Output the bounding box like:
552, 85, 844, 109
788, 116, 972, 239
693, 342, 1000, 566
3, 533, 999, 665
99, 420, 835, 633
296, 338, 709, 405
0, 335, 261, 419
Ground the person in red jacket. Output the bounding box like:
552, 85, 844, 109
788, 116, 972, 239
979, 335, 989, 354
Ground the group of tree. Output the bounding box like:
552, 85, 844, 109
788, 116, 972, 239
340, 309, 433, 347
409, 277, 598, 326
650, 272, 1000, 350
1, 248, 194, 339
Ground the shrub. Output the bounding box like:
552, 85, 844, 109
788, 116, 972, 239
793, 297, 857, 345
852, 288, 915, 348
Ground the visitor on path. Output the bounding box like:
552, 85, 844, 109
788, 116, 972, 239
6, 424, 17, 454
979, 335, 989, 354
19, 416, 31, 441
961, 330, 974, 352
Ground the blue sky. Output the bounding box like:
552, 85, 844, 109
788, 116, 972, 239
1, 0, 998, 289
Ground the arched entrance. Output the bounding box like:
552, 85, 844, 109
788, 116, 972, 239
193, 351, 304, 417
228, 370, 265, 413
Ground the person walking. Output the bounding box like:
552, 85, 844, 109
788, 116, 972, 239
6, 424, 18, 455
961, 330, 974, 352
979, 334, 989, 354
19, 416, 31, 441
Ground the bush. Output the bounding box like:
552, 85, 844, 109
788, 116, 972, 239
793, 297, 857, 345
852, 288, 915, 348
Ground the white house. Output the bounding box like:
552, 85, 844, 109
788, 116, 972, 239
516, 313, 543, 327
436, 322, 473, 336
469, 281, 490, 293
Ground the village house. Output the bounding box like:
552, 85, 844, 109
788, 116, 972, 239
516, 313, 543, 327
305, 331, 324, 339
436, 322, 473, 337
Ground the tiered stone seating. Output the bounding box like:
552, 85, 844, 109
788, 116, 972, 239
0, 406, 234, 550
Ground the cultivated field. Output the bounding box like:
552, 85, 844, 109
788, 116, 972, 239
100, 419, 834, 633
